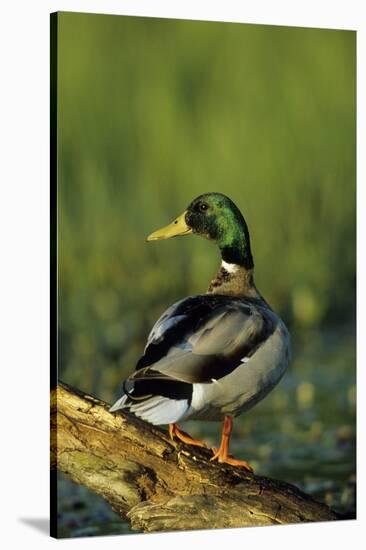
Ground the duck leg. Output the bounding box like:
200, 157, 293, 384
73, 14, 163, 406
169, 423, 206, 448
210, 415, 254, 472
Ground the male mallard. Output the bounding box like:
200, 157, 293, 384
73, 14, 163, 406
110, 193, 291, 471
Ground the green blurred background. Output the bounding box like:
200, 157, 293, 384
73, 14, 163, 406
56, 12, 356, 537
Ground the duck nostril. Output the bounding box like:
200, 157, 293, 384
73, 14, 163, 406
174, 220, 178, 224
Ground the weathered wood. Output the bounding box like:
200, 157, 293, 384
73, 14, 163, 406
51, 382, 340, 532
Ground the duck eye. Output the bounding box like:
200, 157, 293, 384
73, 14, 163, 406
200, 203, 208, 212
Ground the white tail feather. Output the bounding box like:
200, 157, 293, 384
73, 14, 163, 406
109, 393, 129, 412
131, 397, 189, 425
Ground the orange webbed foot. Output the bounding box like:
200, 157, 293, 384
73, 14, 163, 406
169, 423, 207, 448
209, 415, 254, 472
210, 447, 254, 472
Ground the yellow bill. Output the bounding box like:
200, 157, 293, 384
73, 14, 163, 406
147, 211, 192, 241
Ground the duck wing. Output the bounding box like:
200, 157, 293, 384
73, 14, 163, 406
110, 295, 275, 424
129, 294, 275, 387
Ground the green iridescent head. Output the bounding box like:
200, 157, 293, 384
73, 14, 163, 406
147, 192, 254, 269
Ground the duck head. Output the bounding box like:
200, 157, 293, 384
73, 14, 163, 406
147, 192, 254, 270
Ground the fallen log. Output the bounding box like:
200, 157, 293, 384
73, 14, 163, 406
51, 381, 340, 533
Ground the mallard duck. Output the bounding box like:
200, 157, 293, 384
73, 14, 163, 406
110, 193, 291, 471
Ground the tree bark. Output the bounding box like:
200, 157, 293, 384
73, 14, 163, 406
51, 382, 340, 532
